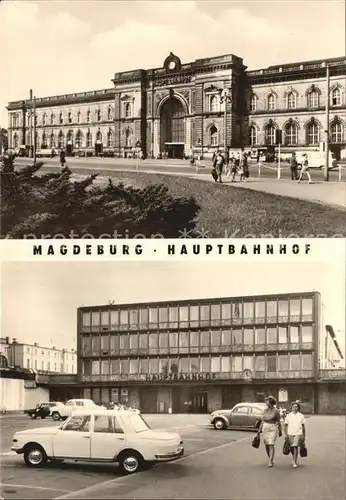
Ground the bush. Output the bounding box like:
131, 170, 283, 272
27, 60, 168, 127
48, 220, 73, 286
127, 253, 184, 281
1, 161, 200, 238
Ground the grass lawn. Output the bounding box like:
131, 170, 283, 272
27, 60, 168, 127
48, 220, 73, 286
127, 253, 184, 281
66, 169, 345, 238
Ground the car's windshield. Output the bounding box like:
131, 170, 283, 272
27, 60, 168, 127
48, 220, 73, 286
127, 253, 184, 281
129, 414, 150, 433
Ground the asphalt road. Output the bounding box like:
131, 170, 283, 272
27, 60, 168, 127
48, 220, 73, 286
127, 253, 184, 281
13, 157, 343, 182
0, 415, 344, 500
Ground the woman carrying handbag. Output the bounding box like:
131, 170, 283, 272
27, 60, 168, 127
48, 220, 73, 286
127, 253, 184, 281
258, 396, 282, 467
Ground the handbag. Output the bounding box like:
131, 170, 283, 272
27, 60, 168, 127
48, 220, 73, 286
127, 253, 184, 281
283, 438, 291, 455
300, 444, 308, 458
211, 168, 218, 181
252, 433, 260, 449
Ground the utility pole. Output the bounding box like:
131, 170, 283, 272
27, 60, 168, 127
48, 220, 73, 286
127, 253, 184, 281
33, 94, 37, 164
325, 64, 330, 182
220, 88, 232, 161
29, 89, 33, 158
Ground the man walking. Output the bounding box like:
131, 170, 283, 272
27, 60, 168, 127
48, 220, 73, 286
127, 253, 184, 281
213, 150, 226, 183
290, 152, 298, 181
59, 148, 66, 167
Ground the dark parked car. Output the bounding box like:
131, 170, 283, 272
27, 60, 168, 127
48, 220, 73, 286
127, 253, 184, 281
25, 402, 62, 419
209, 402, 266, 431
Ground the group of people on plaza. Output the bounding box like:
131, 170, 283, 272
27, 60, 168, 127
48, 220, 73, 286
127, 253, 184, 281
257, 396, 306, 468
211, 150, 250, 184
290, 152, 312, 183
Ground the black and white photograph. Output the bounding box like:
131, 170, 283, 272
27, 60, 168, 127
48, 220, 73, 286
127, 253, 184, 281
0, 0, 345, 239
1, 257, 345, 499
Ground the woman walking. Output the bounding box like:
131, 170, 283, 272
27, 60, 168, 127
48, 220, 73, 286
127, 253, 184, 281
258, 396, 282, 467
284, 401, 306, 468
297, 154, 312, 183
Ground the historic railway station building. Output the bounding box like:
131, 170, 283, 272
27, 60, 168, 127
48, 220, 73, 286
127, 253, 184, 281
6, 53, 346, 160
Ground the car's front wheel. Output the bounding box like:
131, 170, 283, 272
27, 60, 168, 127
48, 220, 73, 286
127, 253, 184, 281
119, 451, 142, 475
213, 418, 226, 430
24, 445, 48, 468
30, 414, 37, 419
52, 412, 61, 421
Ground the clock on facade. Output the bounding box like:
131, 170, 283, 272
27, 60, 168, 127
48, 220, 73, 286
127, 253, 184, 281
168, 60, 176, 70
164, 52, 181, 72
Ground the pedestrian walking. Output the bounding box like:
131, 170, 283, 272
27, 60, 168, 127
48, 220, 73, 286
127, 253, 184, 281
258, 396, 282, 467
239, 153, 249, 182
290, 152, 298, 180
283, 401, 306, 468
59, 148, 66, 167
297, 154, 312, 183
212, 150, 226, 183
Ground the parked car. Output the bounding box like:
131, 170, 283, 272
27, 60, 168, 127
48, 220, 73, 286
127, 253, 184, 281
210, 402, 266, 430
11, 409, 184, 474
25, 402, 63, 420
50, 399, 104, 421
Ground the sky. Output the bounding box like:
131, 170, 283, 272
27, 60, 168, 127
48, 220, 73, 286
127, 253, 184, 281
1, 260, 345, 364
1, 0, 345, 127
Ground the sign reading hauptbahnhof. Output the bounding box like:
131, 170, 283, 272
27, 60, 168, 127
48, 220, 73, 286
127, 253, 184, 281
145, 373, 217, 382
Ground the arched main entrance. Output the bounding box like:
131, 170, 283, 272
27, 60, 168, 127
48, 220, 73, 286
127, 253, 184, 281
160, 98, 185, 158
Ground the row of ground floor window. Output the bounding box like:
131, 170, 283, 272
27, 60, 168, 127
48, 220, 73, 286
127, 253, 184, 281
49, 382, 345, 415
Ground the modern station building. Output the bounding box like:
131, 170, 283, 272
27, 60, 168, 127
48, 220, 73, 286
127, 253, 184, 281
6, 53, 346, 160
77, 292, 321, 414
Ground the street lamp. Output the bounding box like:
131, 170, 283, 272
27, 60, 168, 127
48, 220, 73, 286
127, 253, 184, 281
28, 89, 37, 163
219, 88, 232, 159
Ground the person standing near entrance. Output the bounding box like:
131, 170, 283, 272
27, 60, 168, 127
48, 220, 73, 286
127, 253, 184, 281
59, 148, 66, 167
258, 396, 282, 467
284, 401, 306, 468
290, 152, 298, 180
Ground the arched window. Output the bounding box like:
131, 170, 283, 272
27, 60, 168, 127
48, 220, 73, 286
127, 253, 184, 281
97, 110, 101, 122
77, 111, 81, 123
307, 91, 319, 108
42, 113, 47, 125
307, 122, 319, 145
108, 107, 113, 121
68, 112, 72, 124
125, 129, 132, 147
13, 133, 19, 148
331, 88, 341, 106
0, 354, 8, 368
265, 125, 275, 145
51, 113, 55, 125
12, 114, 18, 127
41, 132, 47, 148
58, 131, 64, 148
287, 92, 296, 109
67, 130, 73, 145
86, 131, 92, 148
86, 110, 91, 122
209, 95, 218, 112
59, 112, 64, 124
50, 133, 56, 148
284, 123, 298, 145
107, 129, 113, 147
249, 126, 257, 145
267, 94, 276, 111
330, 121, 343, 143
75, 131, 83, 148
125, 103, 132, 118
209, 125, 218, 146
250, 95, 257, 112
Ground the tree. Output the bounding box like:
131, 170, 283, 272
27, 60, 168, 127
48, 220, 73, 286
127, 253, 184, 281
1, 161, 200, 238
0, 128, 8, 152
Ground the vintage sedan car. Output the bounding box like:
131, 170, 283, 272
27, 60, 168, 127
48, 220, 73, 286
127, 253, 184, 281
210, 402, 266, 430
25, 402, 63, 419
50, 399, 104, 421
11, 409, 184, 474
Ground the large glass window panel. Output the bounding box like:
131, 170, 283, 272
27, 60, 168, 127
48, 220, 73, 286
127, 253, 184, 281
139, 358, 149, 374
243, 355, 253, 371
290, 299, 300, 317
149, 308, 158, 324
211, 356, 220, 372
200, 305, 210, 322
302, 353, 312, 370
179, 331, 189, 348
129, 309, 138, 326
278, 300, 289, 317
302, 298, 313, 315
92, 360, 100, 374
190, 358, 199, 372
266, 301, 277, 318
149, 358, 158, 373
267, 355, 277, 372
101, 360, 110, 374
254, 355, 265, 371
82, 337, 91, 355
221, 329, 231, 346
119, 310, 128, 326
279, 327, 288, 344
110, 359, 119, 374
139, 308, 149, 326
179, 357, 189, 373
159, 332, 169, 348
149, 333, 158, 348
289, 354, 300, 370
92, 336, 101, 355
110, 310, 118, 326
190, 305, 199, 322
159, 358, 169, 374
83, 360, 92, 375
243, 302, 254, 320
190, 331, 199, 347
120, 335, 129, 350
200, 330, 210, 346
255, 329, 266, 344
159, 307, 168, 326
267, 328, 277, 344
169, 306, 178, 325
139, 334, 148, 349
91, 312, 100, 326
101, 335, 110, 351
210, 330, 221, 346
243, 328, 253, 345
255, 302, 265, 319
290, 326, 300, 343
169, 358, 179, 373
200, 356, 210, 372
222, 303, 231, 320
82, 313, 91, 327
110, 335, 119, 354
120, 359, 129, 374
129, 335, 138, 349
169, 332, 178, 348
302, 326, 313, 343
179, 306, 189, 323
231, 355, 242, 372
278, 355, 289, 371
232, 329, 242, 344
232, 302, 241, 319
221, 356, 230, 372
211, 304, 221, 320
101, 311, 109, 326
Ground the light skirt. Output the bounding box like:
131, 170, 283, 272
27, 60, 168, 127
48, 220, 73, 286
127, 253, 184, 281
262, 422, 278, 445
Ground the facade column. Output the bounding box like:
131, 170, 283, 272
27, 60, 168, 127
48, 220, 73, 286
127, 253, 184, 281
185, 117, 191, 156
153, 119, 160, 157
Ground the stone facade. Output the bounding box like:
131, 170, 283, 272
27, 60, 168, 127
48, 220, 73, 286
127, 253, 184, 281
7, 53, 346, 159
